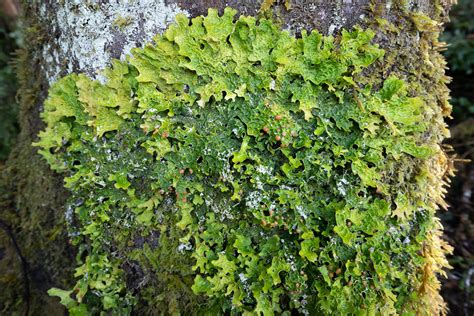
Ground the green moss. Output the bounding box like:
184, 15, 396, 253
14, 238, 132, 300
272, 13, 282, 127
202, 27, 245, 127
0, 20, 75, 316
35, 7, 451, 315
113, 16, 132, 30
361, 2, 454, 314
0, 22, 20, 161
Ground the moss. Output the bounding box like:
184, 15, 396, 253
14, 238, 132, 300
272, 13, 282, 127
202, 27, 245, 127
0, 20, 20, 161
0, 4, 75, 315
260, 0, 276, 11
34, 6, 453, 315
360, 1, 455, 314
113, 16, 132, 30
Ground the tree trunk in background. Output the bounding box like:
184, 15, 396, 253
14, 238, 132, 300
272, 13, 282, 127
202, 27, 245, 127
0, 0, 454, 314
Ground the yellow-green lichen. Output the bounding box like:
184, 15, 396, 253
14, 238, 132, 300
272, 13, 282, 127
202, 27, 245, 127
113, 16, 133, 30
35, 7, 451, 315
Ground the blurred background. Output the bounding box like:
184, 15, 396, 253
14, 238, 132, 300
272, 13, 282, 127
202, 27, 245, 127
0, 0, 472, 314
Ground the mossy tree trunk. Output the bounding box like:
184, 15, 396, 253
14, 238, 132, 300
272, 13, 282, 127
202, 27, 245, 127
0, 0, 454, 314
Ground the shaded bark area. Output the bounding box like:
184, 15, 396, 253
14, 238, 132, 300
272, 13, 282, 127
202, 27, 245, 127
0, 0, 454, 314
174, 0, 370, 35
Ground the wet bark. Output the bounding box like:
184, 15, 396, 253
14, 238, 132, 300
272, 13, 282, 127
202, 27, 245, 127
0, 0, 453, 314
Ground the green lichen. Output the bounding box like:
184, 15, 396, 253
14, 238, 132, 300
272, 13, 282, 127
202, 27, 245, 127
35, 7, 450, 315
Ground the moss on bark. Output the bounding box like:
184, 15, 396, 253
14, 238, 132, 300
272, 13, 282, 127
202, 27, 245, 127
0, 4, 74, 315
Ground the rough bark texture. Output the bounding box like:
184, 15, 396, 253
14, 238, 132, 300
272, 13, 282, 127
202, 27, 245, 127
0, 0, 453, 314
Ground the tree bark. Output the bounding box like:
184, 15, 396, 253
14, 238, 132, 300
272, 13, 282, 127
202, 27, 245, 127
0, 0, 454, 314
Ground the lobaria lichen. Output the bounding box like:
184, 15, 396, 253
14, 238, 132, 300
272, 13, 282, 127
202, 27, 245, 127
34, 7, 451, 315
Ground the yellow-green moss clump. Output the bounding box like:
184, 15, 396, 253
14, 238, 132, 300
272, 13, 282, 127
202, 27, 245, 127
35, 7, 451, 315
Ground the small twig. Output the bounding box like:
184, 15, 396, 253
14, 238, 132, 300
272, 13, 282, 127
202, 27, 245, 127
0, 219, 30, 316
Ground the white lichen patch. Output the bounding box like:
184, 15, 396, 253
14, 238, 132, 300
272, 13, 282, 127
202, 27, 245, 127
217, 150, 235, 182
41, 0, 187, 84
336, 178, 349, 196
177, 242, 193, 253
296, 205, 308, 220
245, 190, 264, 210
255, 165, 273, 175
327, 1, 348, 36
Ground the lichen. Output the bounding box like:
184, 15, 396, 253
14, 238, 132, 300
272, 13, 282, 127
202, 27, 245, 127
35, 7, 451, 315
40, 0, 187, 84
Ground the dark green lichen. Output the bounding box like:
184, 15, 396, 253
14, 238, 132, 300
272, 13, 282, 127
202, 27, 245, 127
35, 7, 451, 315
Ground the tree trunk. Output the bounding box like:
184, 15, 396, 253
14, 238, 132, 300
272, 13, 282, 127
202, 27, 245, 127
0, 0, 454, 315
